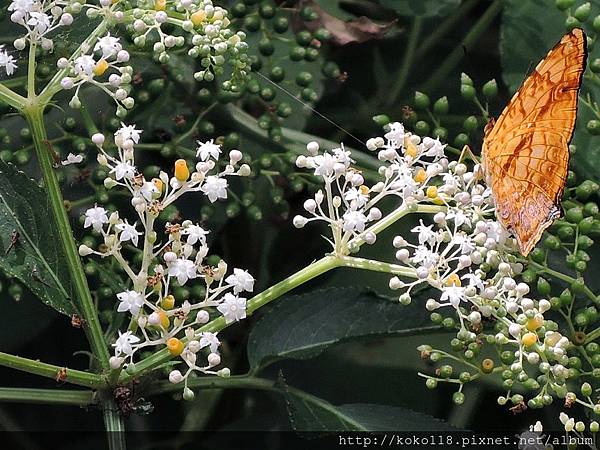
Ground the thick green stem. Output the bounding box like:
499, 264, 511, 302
25, 106, 110, 370
384, 17, 422, 108
103, 399, 127, 450
0, 351, 105, 388
422, 0, 505, 93
0, 83, 27, 110
0, 387, 96, 406
120, 255, 341, 382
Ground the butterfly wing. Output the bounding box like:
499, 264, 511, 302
482, 28, 586, 256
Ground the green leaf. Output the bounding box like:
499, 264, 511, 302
380, 0, 461, 17
247, 287, 442, 370
0, 160, 75, 315
500, 0, 600, 180
285, 386, 456, 431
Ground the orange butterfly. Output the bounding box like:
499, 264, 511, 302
482, 28, 587, 256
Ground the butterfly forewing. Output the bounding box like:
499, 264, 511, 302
482, 28, 586, 256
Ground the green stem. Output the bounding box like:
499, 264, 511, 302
25, 106, 110, 371
338, 255, 417, 278
422, 0, 505, 93
0, 351, 105, 388
0, 83, 27, 111
120, 255, 341, 382
385, 17, 422, 108
0, 387, 96, 406
27, 42, 36, 98
102, 399, 127, 450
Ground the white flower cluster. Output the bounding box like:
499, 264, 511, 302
297, 122, 572, 409
293, 123, 448, 253
57, 33, 133, 115
128, 0, 248, 84
9, 0, 78, 50
79, 123, 253, 393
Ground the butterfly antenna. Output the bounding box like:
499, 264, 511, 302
254, 71, 366, 147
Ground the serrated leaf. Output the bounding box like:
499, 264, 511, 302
285, 386, 457, 431
380, 0, 461, 17
500, 0, 600, 180
247, 287, 442, 370
0, 160, 75, 315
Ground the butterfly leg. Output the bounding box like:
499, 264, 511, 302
457, 145, 480, 164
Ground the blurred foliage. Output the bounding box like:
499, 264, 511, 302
4, 0, 600, 443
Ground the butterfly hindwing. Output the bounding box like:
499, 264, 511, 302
483, 28, 586, 256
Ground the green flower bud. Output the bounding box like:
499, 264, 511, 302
555, 0, 576, 10
425, 378, 437, 389
460, 84, 476, 101
433, 96, 449, 115
413, 91, 430, 110
460, 72, 473, 86
452, 392, 465, 405
463, 115, 479, 133
574, 2, 591, 22
566, 207, 584, 223
482, 79, 498, 98
414, 120, 430, 136
565, 16, 581, 31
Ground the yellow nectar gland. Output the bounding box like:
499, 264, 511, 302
167, 337, 185, 356
191, 9, 207, 26
445, 273, 461, 287
426, 186, 438, 199
154, 0, 166, 11
521, 332, 538, 347
403, 136, 418, 158
93, 59, 109, 77
414, 168, 426, 183
161, 295, 175, 310
174, 159, 190, 182
159, 310, 170, 329
359, 185, 369, 196
526, 315, 544, 331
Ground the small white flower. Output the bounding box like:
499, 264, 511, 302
411, 246, 439, 268
168, 258, 197, 285
440, 286, 466, 308
199, 332, 220, 353
94, 33, 122, 59
412, 220, 437, 246
84, 206, 108, 232
61, 153, 84, 166
196, 139, 221, 161
313, 153, 336, 178
342, 209, 367, 232
225, 268, 255, 294
201, 176, 228, 202
113, 330, 140, 357
344, 187, 369, 208
115, 220, 142, 246
74, 55, 96, 77
27, 11, 51, 34
116, 290, 145, 316
0, 46, 17, 76
384, 122, 405, 146
115, 123, 142, 144
182, 224, 209, 246
217, 293, 247, 324
110, 161, 136, 180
